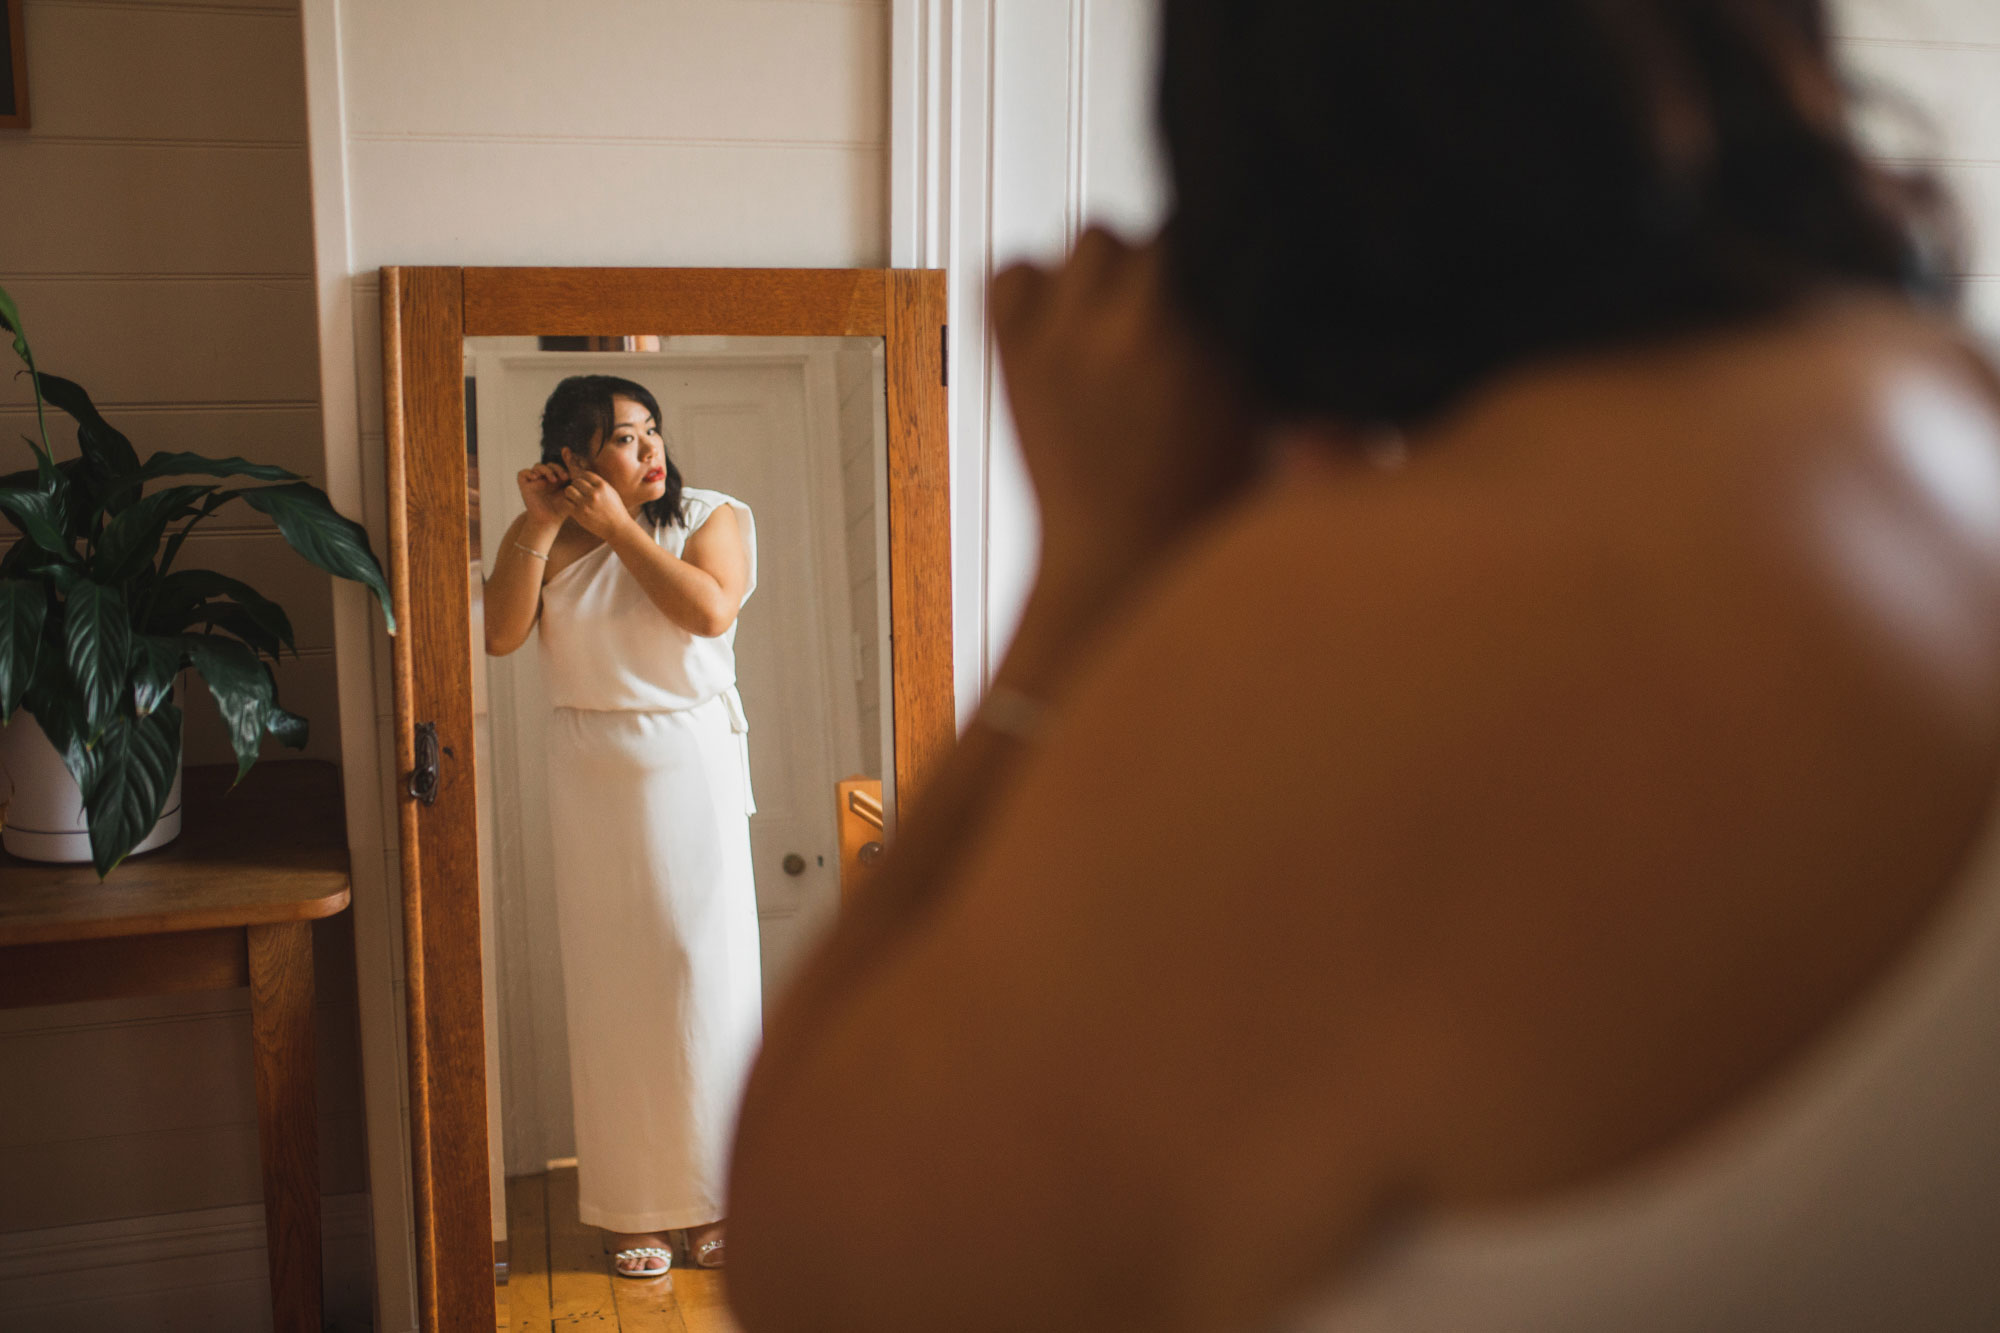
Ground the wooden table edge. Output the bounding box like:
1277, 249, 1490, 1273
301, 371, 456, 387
0, 884, 352, 948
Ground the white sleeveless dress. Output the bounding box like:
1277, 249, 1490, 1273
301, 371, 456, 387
1286, 777, 2000, 1330
537, 487, 763, 1232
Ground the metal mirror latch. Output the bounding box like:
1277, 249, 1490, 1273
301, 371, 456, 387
409, 721, 453, 806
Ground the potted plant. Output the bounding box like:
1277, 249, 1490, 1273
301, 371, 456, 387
0, 284, 395, 876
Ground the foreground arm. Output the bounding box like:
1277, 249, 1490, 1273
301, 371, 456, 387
725, 498, 1429, 1333
724, 232, 1414, 1332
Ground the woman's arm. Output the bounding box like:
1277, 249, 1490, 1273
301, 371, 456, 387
487, 460, 577, 656
604, 503, 749, 637
734, 232, 1267, 1051
726, 231, 1378, 1332
484, 509, 561, 656
559, 472, 750, 638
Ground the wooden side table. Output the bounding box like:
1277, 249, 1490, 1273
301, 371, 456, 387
0, 761, 352, 1333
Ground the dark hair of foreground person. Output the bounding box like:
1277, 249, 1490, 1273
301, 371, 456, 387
1161, 0, 1960, 424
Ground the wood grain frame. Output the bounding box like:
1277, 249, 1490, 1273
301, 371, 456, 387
382, 266, 953, 1332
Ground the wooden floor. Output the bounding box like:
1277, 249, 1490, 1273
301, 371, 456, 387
498, 1168, 744, 1333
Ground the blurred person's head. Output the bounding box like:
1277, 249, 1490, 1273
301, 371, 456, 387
1159, 0, 1959, 427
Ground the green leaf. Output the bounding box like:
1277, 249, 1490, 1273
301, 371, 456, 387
35, 374, 143, 511
154, 488, 235, 577
144, 596, 279, 661
93, 484, 216, 582
128, 634, 183, 717
143, 569, 294, 654
0, 285, 57, 487
42, 562, 86, 597
185, 634, 274, 781
266, 706, 308, 750
0, 284, 31, 367
237, 483, 396, 633
64, 581, 131, 743
23, 651, 97, 798
0, 533, 54, 581
0, 483, 74, 557
138, 453, 302, 484
203, 607, 286, 663
80, 704, 182, 878
2, 458, 98, 540
0, 580, 48, 721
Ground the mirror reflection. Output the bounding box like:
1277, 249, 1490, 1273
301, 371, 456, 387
465, 335, 893, 1279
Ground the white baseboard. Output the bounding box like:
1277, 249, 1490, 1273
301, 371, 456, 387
0, 1193, 375, 1333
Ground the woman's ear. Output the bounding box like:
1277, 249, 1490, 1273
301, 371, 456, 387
562, 446, 585, 474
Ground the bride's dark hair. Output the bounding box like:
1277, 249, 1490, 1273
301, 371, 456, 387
1159, 0, 1962, 427
539, 374, 689, 530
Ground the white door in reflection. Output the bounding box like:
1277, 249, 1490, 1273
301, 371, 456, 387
472, 338, 886, 1175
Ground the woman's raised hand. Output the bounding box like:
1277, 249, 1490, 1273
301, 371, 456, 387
518, 461, 572, 526
557, 452, 635, 540
991, 228, 1264, 601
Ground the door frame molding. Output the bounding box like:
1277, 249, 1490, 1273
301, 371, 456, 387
899, 0, 1168, 717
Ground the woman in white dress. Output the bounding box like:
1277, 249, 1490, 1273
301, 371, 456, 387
486, 373, 761, 1279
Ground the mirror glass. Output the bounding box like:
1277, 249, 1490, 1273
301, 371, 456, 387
463, 334, 893, 1290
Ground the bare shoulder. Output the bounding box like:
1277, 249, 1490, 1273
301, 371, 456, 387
997, 300, 2000, 1199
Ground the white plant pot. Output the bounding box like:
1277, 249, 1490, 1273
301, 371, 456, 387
0, 711, 184, 864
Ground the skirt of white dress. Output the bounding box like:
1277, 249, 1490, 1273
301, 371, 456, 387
545, 693, 763, 1232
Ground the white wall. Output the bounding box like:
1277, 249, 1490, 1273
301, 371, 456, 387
1835, 0, 2000, 339
300, 3, 891, 1327
940, 0, 1168, 688
0, 2, 372, 1328
0, 0, 347, 767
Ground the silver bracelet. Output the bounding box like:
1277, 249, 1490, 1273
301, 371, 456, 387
976, 686, 1047, 743
513, 542, 550, 562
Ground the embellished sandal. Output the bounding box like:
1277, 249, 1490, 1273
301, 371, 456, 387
612, 1245, 672, 1280
679, 1226, 726, 1270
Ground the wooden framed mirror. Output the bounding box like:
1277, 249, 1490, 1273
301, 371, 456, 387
380, 267, 952, 1331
